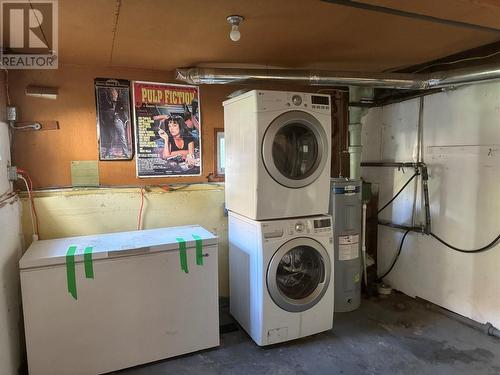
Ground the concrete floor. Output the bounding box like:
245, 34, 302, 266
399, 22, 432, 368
116, 293, 500, 375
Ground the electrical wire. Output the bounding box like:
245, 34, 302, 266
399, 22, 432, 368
168, 184, 190, 191
17, 169, 40, 237
137, 187, 145, 230
9, 122, 41, 130
412, 50, 500, 74
375, 170, 418, 280
377, 172, 419, 214
375, 171, 499, 282
366, 171, 419, 223
22, 172, 40, 236
375, 181, 499, 282
18, 175, 37, 240
430, 232, 500, 254
376, 172, 417, 280
377, 230, 410, 280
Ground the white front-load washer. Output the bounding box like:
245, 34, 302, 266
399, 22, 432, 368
228, 211, 334, 346
223, 90, 331, 220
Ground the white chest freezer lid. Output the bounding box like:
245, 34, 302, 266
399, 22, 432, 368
19, 225, 217, 270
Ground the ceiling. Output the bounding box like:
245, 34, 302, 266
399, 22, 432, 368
57, 0, 500, 72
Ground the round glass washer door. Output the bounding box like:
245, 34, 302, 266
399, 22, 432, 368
262, 111, 328, 189
267, 237, 331, 313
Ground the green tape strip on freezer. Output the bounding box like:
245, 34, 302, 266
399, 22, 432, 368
192, 234, 204, 265
176, 237, 189, 273
84, 246, 94, 279
66, 245, 78, 300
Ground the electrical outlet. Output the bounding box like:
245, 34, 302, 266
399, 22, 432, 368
6, 106, 17, 122
7, 166, 18, 181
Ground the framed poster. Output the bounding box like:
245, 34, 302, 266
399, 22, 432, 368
132, 81, 201, 177
95, 78, 133, 160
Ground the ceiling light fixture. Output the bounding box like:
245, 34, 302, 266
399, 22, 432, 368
227, 15, 244, 42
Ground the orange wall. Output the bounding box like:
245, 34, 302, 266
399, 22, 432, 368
9, 65, 327, 188
9, 65, 231, 188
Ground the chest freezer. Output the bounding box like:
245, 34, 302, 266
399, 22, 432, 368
20, 225, 219, 375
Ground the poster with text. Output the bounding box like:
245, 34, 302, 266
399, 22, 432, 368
133, 81, 201, 177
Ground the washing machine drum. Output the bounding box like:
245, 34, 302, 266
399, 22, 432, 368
267, 238, 331, 312
262, 111, 328, 189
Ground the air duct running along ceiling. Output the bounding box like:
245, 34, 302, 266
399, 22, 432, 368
175, 64, 500, 90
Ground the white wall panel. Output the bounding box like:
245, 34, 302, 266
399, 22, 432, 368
0, 121, 23, 375
362, 82, 500, 327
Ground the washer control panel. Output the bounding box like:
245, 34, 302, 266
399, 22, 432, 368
312, 217, 332, 233
263, 228, 284, 239
262, 215, 332, 240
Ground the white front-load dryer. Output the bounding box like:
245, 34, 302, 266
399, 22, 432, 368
228, 211, 334, 346
223, 90, 331, 220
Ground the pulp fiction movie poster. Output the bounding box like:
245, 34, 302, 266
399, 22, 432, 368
133, 81, 201, 177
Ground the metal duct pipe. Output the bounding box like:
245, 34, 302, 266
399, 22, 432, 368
429, 65, 500, 88
176, 67, 425, 89
175, 64, 500, 90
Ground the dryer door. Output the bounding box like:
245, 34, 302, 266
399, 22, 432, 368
262, 110, 328, 188
267, 238, 331, 313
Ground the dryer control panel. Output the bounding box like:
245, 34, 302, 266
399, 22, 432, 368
255, 91, 331, 114
285, 92, 330, 113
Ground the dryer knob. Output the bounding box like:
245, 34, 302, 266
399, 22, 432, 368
295, 222, 305, 232
292, 95, 302, 106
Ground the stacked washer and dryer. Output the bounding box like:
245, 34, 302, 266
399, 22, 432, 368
224, 90, 334, 346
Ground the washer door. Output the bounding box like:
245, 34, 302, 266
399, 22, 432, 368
267, 238, 331, 313
262, 110, 328, 188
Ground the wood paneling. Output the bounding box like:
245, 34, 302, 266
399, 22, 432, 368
9, 65, 334, 188
359, 0, 500, 30
54, 0, 500, 73
9, 65, 231, 187
10, 66, 215, 187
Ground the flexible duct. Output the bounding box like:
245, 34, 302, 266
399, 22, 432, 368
175, 64, 500, 90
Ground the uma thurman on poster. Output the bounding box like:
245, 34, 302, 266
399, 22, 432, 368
133, 81, 201, 177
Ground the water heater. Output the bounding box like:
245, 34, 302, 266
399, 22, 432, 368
330, 178, 362, 312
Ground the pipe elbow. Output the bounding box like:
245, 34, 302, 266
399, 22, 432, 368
175, 68, 199, 85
